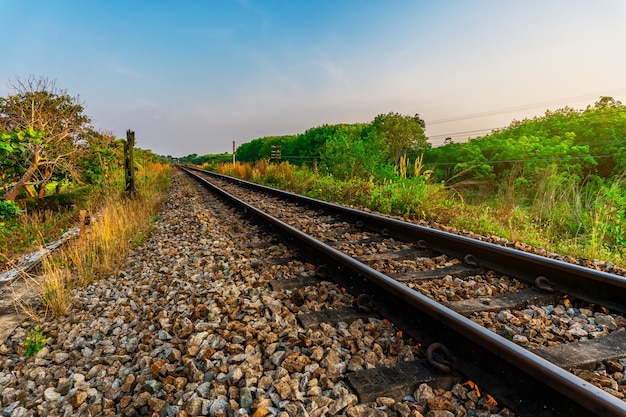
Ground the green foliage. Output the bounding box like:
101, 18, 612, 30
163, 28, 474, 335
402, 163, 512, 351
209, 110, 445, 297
177, 152, 233, 166
424, 97, 625, 186
0, 128, 36, 153
77, 131, 123, 186
371, 112, 430, 164
583, 176, 626, 254
421, 97, 626, 260
1, 77, 91, 200
319, 126, 391, 180
425, 141, 493, 184
233, 114, 429, 170
0, 200, 22, 219
210, 98, 626, 266
0, 128, 42, 191
24, 327, 47, 356
236, 139, 268, 162
368, 178, 433, 217
288, 125, 368, 165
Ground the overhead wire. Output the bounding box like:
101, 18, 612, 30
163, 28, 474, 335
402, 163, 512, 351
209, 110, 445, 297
238, 91, 626, 166
426, 88, 626, 125
426, 155, 615, 167
424, 88, 626, 146
427, 127, 505, 141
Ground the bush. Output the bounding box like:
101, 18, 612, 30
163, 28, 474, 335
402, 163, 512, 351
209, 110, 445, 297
0, 200, 22, 219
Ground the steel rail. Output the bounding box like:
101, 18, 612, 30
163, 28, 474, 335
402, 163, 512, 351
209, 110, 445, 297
181, 166, 626, 417
182, 166, 626, 314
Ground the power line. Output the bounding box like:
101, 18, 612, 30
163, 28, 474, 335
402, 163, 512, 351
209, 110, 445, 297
427, 127, 504, 140
430, 136, 626, 148
427, 101, 626, 145
426, 88, 626, 125
426, 154, 615, 167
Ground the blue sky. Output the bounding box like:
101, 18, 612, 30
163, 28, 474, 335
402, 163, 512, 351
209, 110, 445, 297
1, 0, 625, 157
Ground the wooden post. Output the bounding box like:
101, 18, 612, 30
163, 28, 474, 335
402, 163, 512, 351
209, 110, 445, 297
233, 141, 236, 164
124, 130, 136, 195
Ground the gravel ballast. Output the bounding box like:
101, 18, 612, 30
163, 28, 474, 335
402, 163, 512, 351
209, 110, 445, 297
0, 170, 589, 417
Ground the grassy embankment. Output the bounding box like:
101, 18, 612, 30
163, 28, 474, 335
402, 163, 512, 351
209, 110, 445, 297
210, 159, 625, 269
4, 162, 171, 319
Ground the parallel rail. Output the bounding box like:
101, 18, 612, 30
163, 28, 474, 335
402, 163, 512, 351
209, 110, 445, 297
183, 166, 626, 314
180, 165, 626, 417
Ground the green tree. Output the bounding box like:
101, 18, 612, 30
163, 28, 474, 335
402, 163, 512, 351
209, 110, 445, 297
176, 152, 232, 166
422, 97, 626, 202
236, 137, 272, 162
371, 112, 429, 165
424, 141, 493, 184
0, 129, 32, 195
578, 97, 626, 176
320, 127, 390, 180
291, 125, 348, 164
78, 130, 123, 186
0, 77, 90, 200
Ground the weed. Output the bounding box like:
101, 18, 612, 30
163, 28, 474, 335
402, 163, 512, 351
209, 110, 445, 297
133, 232, 148, 245
24, 327, 47, 356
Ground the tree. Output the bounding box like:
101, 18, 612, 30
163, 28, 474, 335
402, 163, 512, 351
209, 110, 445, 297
371, 112, 429, 165
424, 141, 493, 183
77, 130, 123, 186
236, 138, 268, 162
0, 76, 90, 200
320, 127, 389, 180
0, 129, 31, 195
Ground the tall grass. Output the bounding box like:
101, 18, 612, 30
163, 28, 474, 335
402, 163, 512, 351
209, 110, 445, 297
39, 254, 73, 318
69, 192, 163, 287
576, 175, 626, 260
212, 160, 626, 268
449, 168, 626, 266
26, 162, 171, 317
215, 159, 450, 220
216, 160, 297, 185
1, 206, 78, 267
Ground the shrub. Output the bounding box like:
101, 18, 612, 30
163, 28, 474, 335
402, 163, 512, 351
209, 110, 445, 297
0, 200, 22, 219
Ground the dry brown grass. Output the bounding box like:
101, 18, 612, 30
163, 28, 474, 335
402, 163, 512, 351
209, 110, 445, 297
216, 160, 297, 186
39, 254, 73, 317
1, 208, 78, 271
19, 162, 171, 317
216, 161, 254, 180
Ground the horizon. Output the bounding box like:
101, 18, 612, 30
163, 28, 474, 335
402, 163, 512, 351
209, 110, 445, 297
1, 0, 625, 157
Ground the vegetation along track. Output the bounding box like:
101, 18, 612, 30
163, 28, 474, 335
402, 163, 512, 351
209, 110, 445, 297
181, 165, 626, 416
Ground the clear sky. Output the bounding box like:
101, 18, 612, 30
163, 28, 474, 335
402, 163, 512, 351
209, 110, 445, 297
1, 0, 625, 157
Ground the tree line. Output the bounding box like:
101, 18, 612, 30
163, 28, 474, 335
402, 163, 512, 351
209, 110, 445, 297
188, 97, 624, 189
233, 112, 430, 181
176, 153, 232, 166
423, 97, 626, 186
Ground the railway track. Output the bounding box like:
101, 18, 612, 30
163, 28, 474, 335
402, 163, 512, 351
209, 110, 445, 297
180, 165, 626, 417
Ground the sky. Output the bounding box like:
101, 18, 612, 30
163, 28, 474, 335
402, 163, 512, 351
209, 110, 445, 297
1, 0, 625, 157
